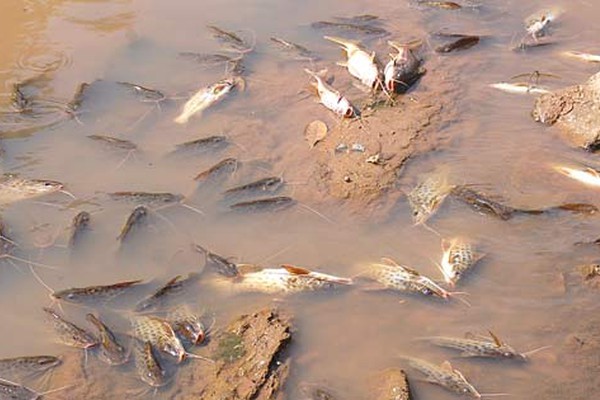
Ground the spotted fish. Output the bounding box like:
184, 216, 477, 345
424, 331, 528, 361
51, 280, 143, 304
0, 174, 64, 206
440, 238, 483, 286
43, 308, 98, 349
133, 339, 166, 388
406, 172, 453, 225
132, 315, 186, 363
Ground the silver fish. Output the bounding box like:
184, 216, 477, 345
489, 82, 550, 95
304, 69, 356, 117
0, 174, 63, 206
440, 238, 483, 286
324, 36, 381, 89
174, 77, 240, 124
424, 331, 527, 361
525, 8, 562, 39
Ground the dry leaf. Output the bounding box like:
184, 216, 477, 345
304, 120, 327, 148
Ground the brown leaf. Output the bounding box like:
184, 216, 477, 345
304, 120, 327, 148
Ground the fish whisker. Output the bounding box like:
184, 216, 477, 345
522, 344, 552, 357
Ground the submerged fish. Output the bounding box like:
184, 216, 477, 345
87, 135, 137, 151
0, 174, 64, 205
194, 158, 238, 182
562, 50, 600, 63
440, 238, 483, 286
178, 52, 235, 67
194, 244, 239, 277
109, 192, 183, 206
168, 304, 207, 345
223, 177, 283, 196
66, 82, 90, 113
311, 21, 389, 37
174, 77, 240, 124
304, 69, 356, 117
134, 274, 199, 312
424, 331, 527, 360
0, 355, 61, 378
86, 314, 128, 366
406, 173, 453, 225
450, 185, 515, 220
401, 356, 481, 397
270, 37, 318, 61
0, 216, 16, 256
436, 35, 480, 53
489, 82, 550, 95
132, 315, 186, 363
555, 165, 600, 187
213, 264, 353, 294
117, 205, 148, 242
384, 40, 424, 93
0, 378, 42, 400
359, 258, 452, 300
11, 83, 31, 113
173, 135, 229, 153
43, 307, 98, 349
324, 35, 382, 89
116, 81, 166, 102
52, 280, 143, 304
68, 211, 90, 248
206, 25, 252, 52
229, 196, 296, 212
133, 339, 166, 388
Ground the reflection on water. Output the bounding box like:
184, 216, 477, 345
1, 0, 600, 398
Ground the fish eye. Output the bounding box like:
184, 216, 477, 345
344, 108, 354, 118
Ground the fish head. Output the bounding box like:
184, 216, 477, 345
497, 343, 528, 361
453, 370, 481, 398
52, 289, 81, 302
27, 179, 64, 196
177, 321, 206, 345
35, 355, 62, 370
162, 340, 186, 363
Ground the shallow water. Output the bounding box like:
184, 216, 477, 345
0, 0, 599, 398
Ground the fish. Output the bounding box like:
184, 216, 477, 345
435, 35, 480, 53
0, 216, 16, 257
420, 1, 462, 9
194, 244, 239, 277
562, 51, 600, 63
0, 174, 64, 205
132, 315, 186, 362
384, 40, 424, 93
440, 238, 483, 286
173, 135, 229, 153
206, 25, 251, 52
133, 339, 166, 388
311, 21, 389, 37
489, 82, 550, 95
450, 185, 515, 220
117, 206, 148, 242
11, 83, 31, 113
0, 378, 41, 400
168, 304, 207, 345
134, 274, 199, 312
87, 135, 138, 151
324, 36, 382, 89
52, 280, 143, 304
86, 314, 128, 366
0, 356, 61, 379
223, 177, 283, 196
66, 82, 89, 113
68, 211, 90, 248
359, 258, 453, 300
270, 37, 318, 61
406, 173, 453, 225
213, 264, 353, 294
525, 8, 562, 40
116, 82, 166, 102
194, 158, 238, 182
109, 192, 184, 206
229, 196, 296, 212
174, 77, 239, 124
304, 69, 357, 118
555, 165, 600, 187
401, 356, 481, 398
178, 52, 235, 67
424, 331, 527, 360
43, 307, 98, 349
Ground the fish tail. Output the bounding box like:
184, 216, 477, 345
174, 114, 189, 124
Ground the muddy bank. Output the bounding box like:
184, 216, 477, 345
371, 367, 412, 400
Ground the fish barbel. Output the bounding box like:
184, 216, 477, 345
554, 165, 600, 187
174, 77, 239, 124
51, 279, 143, 303
304, 69, 356, 117
406, 172, 453, 225
132, 315, 186, 363
401, 356, 481, 398
489, 82, 550, 95
86, 314, 128, 366
214, 264, 353, 294
324, 35, 381, 89
0, 174, 64, 205
168, 304, 207, 345
384, 40, 423, 93
0, 355, 61, 378
440, 238, 482, 286
43, 308, 98, 349
424, 331, 527, 361
133, 339, 166, 388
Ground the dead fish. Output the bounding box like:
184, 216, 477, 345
359, 258, 453, 300
206, 25, 251, 52
66, 82, 89, 113
436, 35, 480, 53
223, 176, 283, 197
194, 244, 239, 277
440, 238, 483, 286
401, 356, 481, 398
384, 40, 424, 93
554, 165, 600, 188
194, 158, 237, 182
324, 36, 382, 89
0, 174, 64, 205
214, 264, 353, 294
117, 81, 166, 103
51, 279, 143, 304
270, 37, 318, 61
562, 50, 600, 63
173, 135, 229, 154
178, 52, 234, 66
86, 314, 128, 366
135, 274, 199, 312
0, 356, 61, 378
489, 82, 550, 95
132, 315, 186, 362
174, 77, 240, 124
168, 304, 206, 345
525, 8, 562, 40
424, 331, 527, 361
87, 135, 137, 151
311, 21, 389, 37
450, 185, 515, 220
304, 69, 357, 117
117, 205, 149, 242
43, 307, 98, 349
229, 196, 296, 212
133, 339, 166, 388
552, 203, 598, 215
420, 1, 462, 9
109, 192, 183, 206
68, 211, 90, 248
407, 173, 453, 225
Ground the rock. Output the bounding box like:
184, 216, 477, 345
371, 368, 412, 400
532, 71, 600, 151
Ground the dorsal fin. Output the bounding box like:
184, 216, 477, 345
440, 360, 454, 372
281, 264, 311, 275
402, 265, 421, 276
488, 330, 503, 347
380, 257, 400, 267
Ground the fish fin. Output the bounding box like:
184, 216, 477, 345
380, 257, 400, 267
281, 264, 311, 275
336, 61, 348, 67
440, 360, 454, 372
488, 330, 503, 347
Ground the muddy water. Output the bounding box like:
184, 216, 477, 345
1, 0, 600, 398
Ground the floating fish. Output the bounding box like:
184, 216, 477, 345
270, 37, 319, 61
168, 304, 207, 345
525, 8, 562, 40
117, 205, 149, 242
43, 307, 98, 349
489, 82, 550, 95
562, 51, 600, 63
172, 135, 229, 153
223, 177, 283, 197
407, 173, 453, 225
304, 69, 356, 117
554, 165, 600, 187
52, 280, 143, 304
424, 331, 527, 360
174, 77, 240, 124
86, 314, 128, 366
68, 211, 90, 248
134, 274, 199, 312
0, 174, 64, 205
133, 339, 166, 388
435, 35, 480, 53
109, 192, 183, 206
401, 356, 481, 397
420, 1, 462, 10
384, 40, 424, 93
440, 238, 483, 286
194, 158, 238, 182
132, 315, 186, 363
229, 196, 296, 212
324, 36, 382, 89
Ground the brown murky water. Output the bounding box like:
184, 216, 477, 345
1, 0, 600, 398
